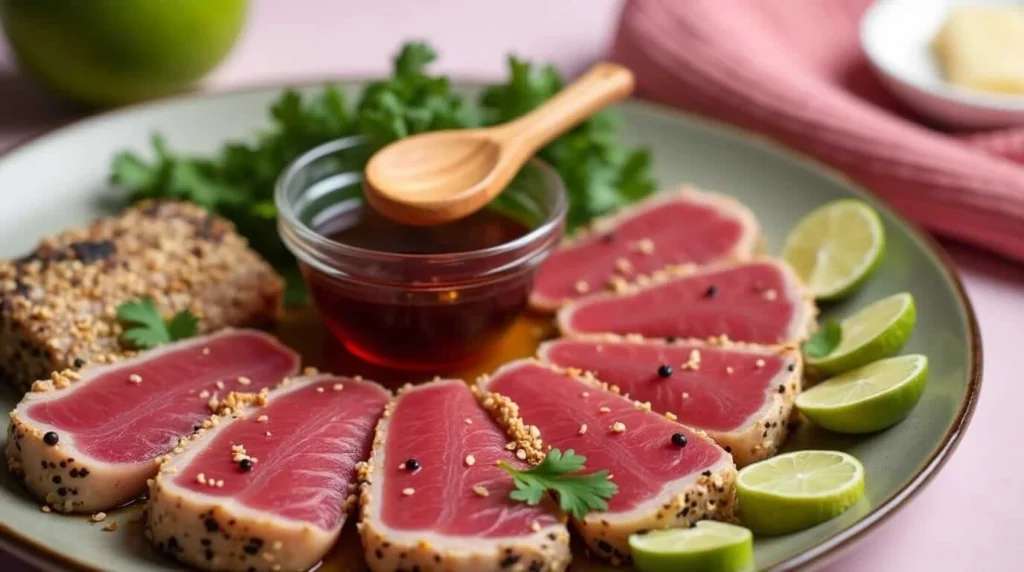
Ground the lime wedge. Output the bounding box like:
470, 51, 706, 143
807, 292, 916, 377
782, 199, 885, 300
737, 451, 865, 536
629, 521, 755, 572
797, 355, 928, 434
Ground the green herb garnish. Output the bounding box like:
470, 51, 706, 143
499, 448, 617, 519
109, 42, 655, 304
116, 297, 198, 349
803, 320, 842, 358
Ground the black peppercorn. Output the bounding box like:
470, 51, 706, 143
405, 459, 421, 471
671, 433, 688, 448
43, 431, 59, 446
657, 364, 673, 378
239, 459, 254, 472
704, 285, 718, 298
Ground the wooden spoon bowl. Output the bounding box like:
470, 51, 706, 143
364, 62, 635, 226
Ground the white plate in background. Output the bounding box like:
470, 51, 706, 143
861, 0, 1024, 129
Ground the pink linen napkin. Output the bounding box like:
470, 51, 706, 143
612, 0, 1024, 262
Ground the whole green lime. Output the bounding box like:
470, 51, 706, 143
0, 0, 248, 107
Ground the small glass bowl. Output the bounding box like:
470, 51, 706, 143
276, 136, 567, 371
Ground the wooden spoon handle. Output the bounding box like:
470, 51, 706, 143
494, 62, 635, 151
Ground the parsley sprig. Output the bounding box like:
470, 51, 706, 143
499, 448, 617, 519
116, 297, 198, 349
110, 42, 655, 304
803, 320, 841, 358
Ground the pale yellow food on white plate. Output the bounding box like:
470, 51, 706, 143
931, 6, 1024, 95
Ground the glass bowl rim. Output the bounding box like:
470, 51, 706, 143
274, 135, 569, 265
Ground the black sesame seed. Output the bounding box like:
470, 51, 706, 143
239, 459, 254, 472
601, 232, 615, 243
404, 458, 421, 471
787, 363, 796, 372
666, 336, 678, 343
201, 538, 211, 547
73, 358, 85, 369
778, 385, 786, 394
704, 285, 718, 298
701, 470, 712, 477
69, 468, 79, 478
43, 431, 59, 446
204, 548, 214, 561
657, 364, 673, 378
671, 433, 688, 447
51, 475, 61, 484
57, 487, 67, 496
204, 518, 219, 533
724, 446, 732, 453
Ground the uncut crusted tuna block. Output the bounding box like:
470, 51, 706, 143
539, 335, 802, 466
476, 360, 738, 565
0, 200, 284, 391
359, 379, 571, 572
147, 374, 389, 572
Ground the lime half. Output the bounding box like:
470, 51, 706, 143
807, 292, 916, 377
782, 199, 885, 301
797, 355, 928, 434
737, 451, 865, 536
629, 521, 754, 572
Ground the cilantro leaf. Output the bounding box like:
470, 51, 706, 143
117, 298, 198, 350
499, 448, 618, 519
804, 320, 842, 358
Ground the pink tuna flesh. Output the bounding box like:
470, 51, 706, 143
560, 261, 804, 344
381, 380, 560, 536
173, 376, 388, 530
481, 361, 727, 513
540, 338, 793, 432
531, 193, 753, 309
26, 331, 299, 464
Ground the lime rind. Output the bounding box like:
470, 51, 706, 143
782, 199, 885, 301
797, 355, 929, 434
629, 521, 755, 572
736, 451, 865, 536
808, 292, 916, 377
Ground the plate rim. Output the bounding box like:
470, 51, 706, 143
0, 78, 983, 572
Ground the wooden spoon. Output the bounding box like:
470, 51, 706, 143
363, 62, 635, 226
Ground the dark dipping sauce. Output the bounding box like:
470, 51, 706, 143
302, 204, 533, 370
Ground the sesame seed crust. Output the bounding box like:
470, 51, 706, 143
0, 200, 284, 392
358, 380, 571, 572
475, 360, 739, 563
529, 186, 763, 313
147, 374, 387, 572
536, 333, 804, 466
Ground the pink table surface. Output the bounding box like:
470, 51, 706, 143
0, 1, 1020, 570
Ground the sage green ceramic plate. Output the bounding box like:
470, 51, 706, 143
0, 83, 980, 571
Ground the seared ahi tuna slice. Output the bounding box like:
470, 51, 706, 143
359, 379, 571, 572
476, 360, 738, 563
538, 336, 802, 466
147, 374, 389, 572
530, 187, 761, 312
5, 330, 299, 513
558, 259, 814, 345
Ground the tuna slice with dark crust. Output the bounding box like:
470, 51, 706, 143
5, 330, 300, 513
538, 335, 802, 466
475, 360, 738, 564
529, 187, 761, 312
558, 259, 814, 345
147, 374, 389, 572
359, 379, 571, 572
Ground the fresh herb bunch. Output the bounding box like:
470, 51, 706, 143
110, 42, 655, 301
499, 448, 617, 519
